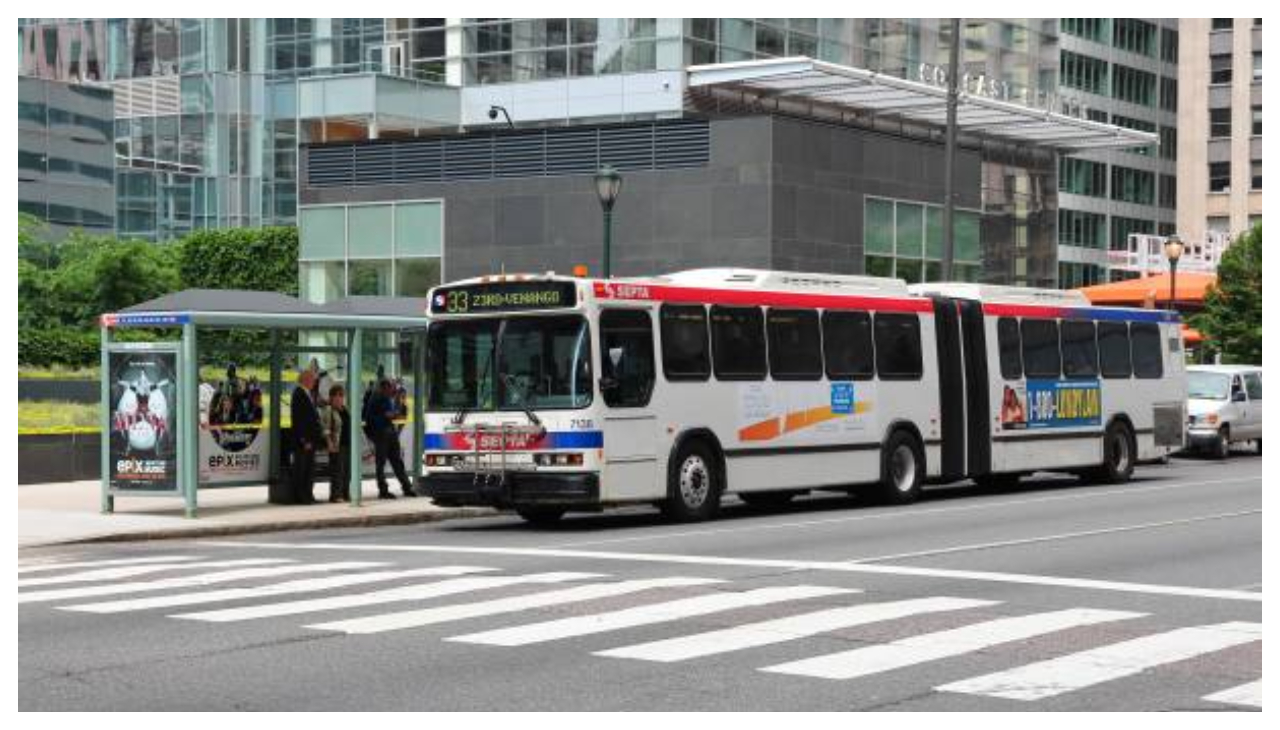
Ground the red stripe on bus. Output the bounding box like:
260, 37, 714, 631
981, 303, 1071, 318
592, 282, 933, 313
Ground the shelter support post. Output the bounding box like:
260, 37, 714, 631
268, 330, 282, 483
100, 324, 113, 514
181, 322, 199, 518
348, 328, 363, 507
411, 331, 425, 482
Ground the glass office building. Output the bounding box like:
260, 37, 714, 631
21, 18, 1155, 293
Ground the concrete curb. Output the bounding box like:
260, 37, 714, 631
34, 506, 499, 547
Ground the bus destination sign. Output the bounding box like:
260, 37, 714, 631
431, 281, 578, 315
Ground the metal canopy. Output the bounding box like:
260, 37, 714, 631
112, 289, 426, 330
688, 57, 1159, 151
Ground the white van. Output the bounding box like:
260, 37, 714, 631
1186, 365, 1263, 457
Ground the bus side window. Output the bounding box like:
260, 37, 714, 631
1020, 318, 1061, 379
600, 309, 655, 408
822, 310, 875, 380
710, 305, 767, 381
1130, 322, 1163, 379
1061, 320, 1099, 379
1097, 321, 1132, 378
997, 317, 1023, 380
659, 304, 710, 381
767, 308, 822, 380
873, 312, 923, 380
1245, 372, 1262, 400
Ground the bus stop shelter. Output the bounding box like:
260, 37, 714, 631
99, 289, 429, 517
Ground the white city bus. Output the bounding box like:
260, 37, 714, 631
420, 269, 1186, 524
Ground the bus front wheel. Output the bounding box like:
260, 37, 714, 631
876, 430, 924, 505
662, 441, 722, 522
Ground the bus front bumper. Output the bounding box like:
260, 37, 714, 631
420, 471, 600, 509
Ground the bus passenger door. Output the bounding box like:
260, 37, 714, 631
931, 297, 966, 481
598, 309, 659, 500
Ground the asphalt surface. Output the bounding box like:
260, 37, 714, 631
19, 454, 1261, 711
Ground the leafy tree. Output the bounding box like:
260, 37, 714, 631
1192, 224, 1262, 364
178, 227, 299, 295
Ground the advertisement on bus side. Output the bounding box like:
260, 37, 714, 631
1000, 379, 1101, 430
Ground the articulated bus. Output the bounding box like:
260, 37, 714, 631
420, 269, 1186, 524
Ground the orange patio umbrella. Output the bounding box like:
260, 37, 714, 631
1074, 272, 1217, 307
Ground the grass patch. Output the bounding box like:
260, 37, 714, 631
18, 401, 101, 434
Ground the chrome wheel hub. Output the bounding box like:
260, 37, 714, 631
679, 456, 710, 508
890, 444, 916, 492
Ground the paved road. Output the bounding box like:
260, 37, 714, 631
19, 455, 1261, 711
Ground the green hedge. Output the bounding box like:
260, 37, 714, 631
18, 327, 100, 368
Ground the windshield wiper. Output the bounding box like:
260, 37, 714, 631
453, 340, 497, 426
500, 373, 543, 428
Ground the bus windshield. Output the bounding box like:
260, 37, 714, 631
427, 315, 592, 412
1187, 371, 1231, 400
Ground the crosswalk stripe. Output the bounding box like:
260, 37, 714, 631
58, 566, 495, 613
938, 621, 1262, 701
309, 577, 723, 635
760, 608, 1143, 680
1203, 680, 1262, 708
175, 572, 604, 623
450, 585, 855, 647
18, 562, 387, 605
598, 596, 992, 663
18, 559, 291, 588
18, 556, 200, 575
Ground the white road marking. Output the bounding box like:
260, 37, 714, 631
58, 566, 494, 613
847, 510, 1262, 563
451, 585, 854, 647
174, 572, 602, 623
938, 621, 1262, 701
761, 608, 1144, 680
18, 562, 386, 604
545, 476, 1262, 549
18, 558, 291, 588
598, 596, 990, 662
308, 577, 722, 635
1202, 680, 1262, 708
18, 555, 200, 575
210, 541, 1264, 603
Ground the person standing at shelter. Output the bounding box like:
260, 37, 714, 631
290, 369, 324, 505
366, 378, 415, 499
321, 384, 350, 503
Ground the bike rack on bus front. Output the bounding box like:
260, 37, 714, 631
443, 422, 546, 502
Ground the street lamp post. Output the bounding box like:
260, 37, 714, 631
1164, 234, 1184, 314
594, 165, 622, 279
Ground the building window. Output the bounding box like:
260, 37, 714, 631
1061, 50, 1109, 95
1061, 18, 1110, 44
1253, 105, 1262, 135
1207, 216, 1231, 233
1159, 76, 1177, 113
1113, 114, 1157, 155
1113, 64, 1156, 106
1113, 19, 1156, 58
1111, 166, 1155, 205
1111, 216, 1154, 250
1160, 27, 1178, 64
1253, 51, 1262, 80
863, 197, 980, 283
1058, 209, 1107, 249
1211, 54, 1233, 84
1212, 18, 1234, 31
1252, 160, 1262, 190
1159, 126, 1177, 161
1209, 162, 1232, 192
1210, 107, 1233, 138
1159, 175, 1177, 209
1059, 158, 1107, 197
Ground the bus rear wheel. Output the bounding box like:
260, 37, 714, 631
875, 430, 924, 505
1088, 421, 1136, 484
662, 441, 721, 522
516, 506, 566, 526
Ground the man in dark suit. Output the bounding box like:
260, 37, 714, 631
290, 369, 324, 504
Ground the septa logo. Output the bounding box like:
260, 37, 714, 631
433, 293, 446, 308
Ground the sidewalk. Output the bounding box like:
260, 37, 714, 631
18, 479, 495, 547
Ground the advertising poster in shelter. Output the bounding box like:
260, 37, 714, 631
108, 347, 179, 493
198, 363, 271, 484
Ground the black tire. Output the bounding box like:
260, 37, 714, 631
515, 506, 566, 526
1211, 426, 1231, 460
661, 440, 722, 522
1256, 438, 1263, 455
1089, 421, 1137, 484
875, 429, 924, 505
973, 473, 1021, 492
739, 490, 800, 508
